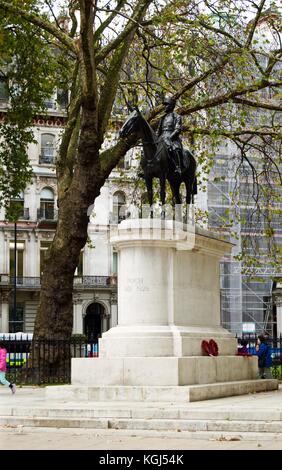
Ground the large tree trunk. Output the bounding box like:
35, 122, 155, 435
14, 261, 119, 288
34, 166, 101, 339
34, 113, 102, 340
29, 108, 103, 376
28, 0, 152, 378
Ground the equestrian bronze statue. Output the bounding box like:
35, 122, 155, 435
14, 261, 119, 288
119, 101, 197, 211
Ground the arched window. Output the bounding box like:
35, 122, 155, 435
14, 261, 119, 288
40, 134, 55, 164
113, 191, 126, 223
39, 187, 55, 220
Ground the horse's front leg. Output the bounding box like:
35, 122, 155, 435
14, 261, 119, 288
145, 177, 153, 218
185, 177, 196, 224
185, 178, 192, 205
171, 181, 181, 205
160, 175, 166, 219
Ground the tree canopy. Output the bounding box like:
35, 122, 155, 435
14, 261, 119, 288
0, 0, 281, 279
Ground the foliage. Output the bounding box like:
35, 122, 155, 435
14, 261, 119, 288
0, 0, 68, 213
0, 0, 281, 269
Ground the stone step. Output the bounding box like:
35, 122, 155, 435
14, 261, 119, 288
1, 415, 282, 433
1, 425, 282, 443
0, 406, 282, 422
108, 418, 282, 433
46, 379, 278, 402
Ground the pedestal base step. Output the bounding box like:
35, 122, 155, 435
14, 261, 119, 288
71, 356, 259, 386
46, 379, 278, 403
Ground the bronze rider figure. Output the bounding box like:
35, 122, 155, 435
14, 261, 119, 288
157, 96, 183, 176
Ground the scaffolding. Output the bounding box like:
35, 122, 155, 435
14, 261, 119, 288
207, 155, 281, 336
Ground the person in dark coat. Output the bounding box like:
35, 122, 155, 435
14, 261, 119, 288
256, 334, 272, 379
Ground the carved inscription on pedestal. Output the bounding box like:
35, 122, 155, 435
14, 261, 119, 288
124, 277, 149, 293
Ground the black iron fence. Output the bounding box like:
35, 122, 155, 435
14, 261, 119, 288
240, 334, 282, 380
2, 337, 99, 385
2, 334, 282, 385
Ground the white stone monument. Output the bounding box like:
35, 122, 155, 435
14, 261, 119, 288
48, 219, 278, 402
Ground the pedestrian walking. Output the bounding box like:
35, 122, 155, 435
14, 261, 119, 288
0, 342, 16, 393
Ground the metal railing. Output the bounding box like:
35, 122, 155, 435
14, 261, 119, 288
3, 334, 281, 384
2, 337, 99, 385
0, 274, 116, 288
39, 154, 55, 165
73, 275, 116, 287
37, 208, 58, 221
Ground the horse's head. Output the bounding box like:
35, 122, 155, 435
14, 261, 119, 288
119, 108, 141, 138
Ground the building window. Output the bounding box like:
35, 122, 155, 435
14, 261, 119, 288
44, 96, 56, 110
39, 187, 55, 220
9, 241, 24, 279
75, 251, 84, 276
0, 75, 9, 102
7, 192, 30, 220
9, 303, 24, 333
57, 88, 69, 109
40, 241, 52, 276
40, 134, 56, 164
113, 191, 126, 223
112, 251, 118, 275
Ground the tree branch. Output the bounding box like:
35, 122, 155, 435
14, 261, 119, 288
179, 79, 282, 115
233, 96, 282, 112
177, 16, 243, 48
245, 0, 267, 47
0, 0, 76, 54
148, 53, 234, 121
98, 32, 134, 140
95, 0, 153, 64
94, 0, 128, 42
79, 0, 97, 105
100, 134, 138, 178
185, 126, 282, 138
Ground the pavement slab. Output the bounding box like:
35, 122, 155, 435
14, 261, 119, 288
0, 385, 282, 450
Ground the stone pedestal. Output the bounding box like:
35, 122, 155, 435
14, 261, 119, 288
98, 220, 236, 361
69, 219, 271, 393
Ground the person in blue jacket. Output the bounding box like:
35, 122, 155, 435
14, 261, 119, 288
256, 334, 272, 379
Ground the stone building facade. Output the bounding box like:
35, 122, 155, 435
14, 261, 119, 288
0, 101, 138, 340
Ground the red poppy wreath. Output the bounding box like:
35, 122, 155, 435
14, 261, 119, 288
201, 339, 219, 356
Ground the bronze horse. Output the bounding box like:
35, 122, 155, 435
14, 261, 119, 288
119, 108, 197, 209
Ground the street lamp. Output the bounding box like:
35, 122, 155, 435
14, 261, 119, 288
13, 220, 17, 333
8, 198, 22, 333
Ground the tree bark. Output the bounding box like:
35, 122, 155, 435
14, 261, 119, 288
33, 156, 102, 340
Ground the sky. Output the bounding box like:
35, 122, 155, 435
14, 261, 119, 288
47, 0, 282, 29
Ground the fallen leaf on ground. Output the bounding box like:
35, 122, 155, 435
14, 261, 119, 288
215, 436, 241, 441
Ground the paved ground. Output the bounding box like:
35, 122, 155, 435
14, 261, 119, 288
1, 427, 282, 450
0, 385, 282, 450
1, 385, 282, 410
